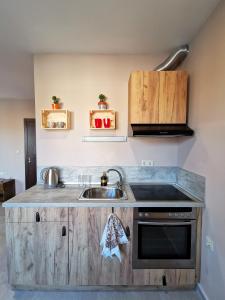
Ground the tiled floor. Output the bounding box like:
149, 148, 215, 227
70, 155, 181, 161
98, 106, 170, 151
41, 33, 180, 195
0, 207, 203, 300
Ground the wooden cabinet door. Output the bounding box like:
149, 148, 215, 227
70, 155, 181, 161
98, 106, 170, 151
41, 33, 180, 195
159, 71, 188, 124
129, 71, 144, 124
68, 207, 133, 286
6, 222, 36, 286
6, 221, 68, 286
129, 70, 188, 124
129, 71, 159, 124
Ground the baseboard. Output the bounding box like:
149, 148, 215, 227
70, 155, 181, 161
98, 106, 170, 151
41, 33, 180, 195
197, 283, 210, 300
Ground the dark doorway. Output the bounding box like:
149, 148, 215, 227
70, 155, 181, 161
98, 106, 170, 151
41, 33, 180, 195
24, 119, 37, 189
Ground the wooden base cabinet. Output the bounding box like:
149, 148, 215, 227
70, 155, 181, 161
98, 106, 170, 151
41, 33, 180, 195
68, 207, 133, 286
5, 208, 68, 287
5, 207, 198, 289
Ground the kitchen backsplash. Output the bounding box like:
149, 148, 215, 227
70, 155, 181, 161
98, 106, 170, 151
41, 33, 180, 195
37, 166, 205, 201
176, 168, 205, 202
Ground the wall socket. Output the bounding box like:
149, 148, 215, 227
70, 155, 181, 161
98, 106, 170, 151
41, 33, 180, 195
141, 160, 154, 167
206, 235, 214, 252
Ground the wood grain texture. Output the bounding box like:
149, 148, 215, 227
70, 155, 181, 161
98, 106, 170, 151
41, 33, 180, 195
129, 71, 159, 124
195, 208, 202, 282
5, 207, 68, 223
68, 207, 89, 285
159, 71, 188, 124
68, 207, 133, 286
128, 71, 144, 124
132, 269, 195, 287
143, 71, 159, 123
6, 222, 36, 285
6, 221, 68, 286
128, 70, 188, 124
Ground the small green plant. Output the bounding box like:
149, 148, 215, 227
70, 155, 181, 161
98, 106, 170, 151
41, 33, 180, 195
98, 94, 106, 102
52, 96, 60, 104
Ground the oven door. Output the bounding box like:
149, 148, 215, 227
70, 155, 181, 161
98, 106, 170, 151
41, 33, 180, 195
133, 219, 196, 269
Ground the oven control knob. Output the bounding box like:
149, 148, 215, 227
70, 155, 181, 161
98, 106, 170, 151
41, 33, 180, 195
181, 213, 184, 217
169, 213, 172, 216
175, 213, 178, 216
144, 213, 149, 217
139, 213, 143, 217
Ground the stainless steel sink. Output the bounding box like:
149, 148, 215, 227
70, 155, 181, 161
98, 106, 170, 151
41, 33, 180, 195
79, 187, 127, 200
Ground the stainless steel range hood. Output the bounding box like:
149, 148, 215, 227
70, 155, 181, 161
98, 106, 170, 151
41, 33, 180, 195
130, 124, 194, 137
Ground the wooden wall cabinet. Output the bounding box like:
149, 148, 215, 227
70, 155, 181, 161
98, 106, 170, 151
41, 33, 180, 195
129, 71, 188, 124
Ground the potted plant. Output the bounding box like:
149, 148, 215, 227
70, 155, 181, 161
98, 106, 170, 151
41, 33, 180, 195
98, 94, 107, 110
52, 96, 60, 109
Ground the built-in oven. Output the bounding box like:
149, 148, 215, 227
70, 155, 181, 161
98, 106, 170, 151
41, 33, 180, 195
133, 207, 197, 269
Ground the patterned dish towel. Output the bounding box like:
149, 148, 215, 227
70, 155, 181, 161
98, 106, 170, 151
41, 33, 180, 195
100, 213, 129, 262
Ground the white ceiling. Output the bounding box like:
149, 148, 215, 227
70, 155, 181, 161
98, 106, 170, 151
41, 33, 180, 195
0, 0, 221, 98
0, 0, 221, 54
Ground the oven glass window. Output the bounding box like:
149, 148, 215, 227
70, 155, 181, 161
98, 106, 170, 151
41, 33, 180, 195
138, 224, 191, 259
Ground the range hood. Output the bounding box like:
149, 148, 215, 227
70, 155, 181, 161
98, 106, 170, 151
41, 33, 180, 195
130, 124, 194, 137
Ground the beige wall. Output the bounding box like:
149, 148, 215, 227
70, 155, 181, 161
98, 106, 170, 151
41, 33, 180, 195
0, 98, 35, 193
34, 54, 179, 167
178, 2, 225, 298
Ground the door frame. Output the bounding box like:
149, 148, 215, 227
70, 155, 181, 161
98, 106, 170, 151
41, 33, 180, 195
24, 118, 37, 189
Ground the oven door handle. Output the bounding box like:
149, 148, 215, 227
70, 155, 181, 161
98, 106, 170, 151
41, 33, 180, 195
137, 220, 195, 226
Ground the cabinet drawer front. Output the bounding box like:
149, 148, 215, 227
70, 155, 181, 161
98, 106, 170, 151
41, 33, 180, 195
5, 208, 68, 223
132, 269, 196, 287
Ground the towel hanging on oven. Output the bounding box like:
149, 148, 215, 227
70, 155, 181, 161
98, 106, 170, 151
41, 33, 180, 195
100, 213, 128, 262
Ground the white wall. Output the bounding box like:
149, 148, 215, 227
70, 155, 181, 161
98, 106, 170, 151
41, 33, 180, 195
34, 54, 179, 167
178, 1, 225, 298
0, 98, 35, 193
0, 51, 34, 99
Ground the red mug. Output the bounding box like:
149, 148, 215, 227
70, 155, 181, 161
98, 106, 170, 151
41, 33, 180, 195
103, 118, 111, 128
95, 118, 102, 128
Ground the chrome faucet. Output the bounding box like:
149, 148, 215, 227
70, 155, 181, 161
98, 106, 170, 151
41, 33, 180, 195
106, 168, 123, 189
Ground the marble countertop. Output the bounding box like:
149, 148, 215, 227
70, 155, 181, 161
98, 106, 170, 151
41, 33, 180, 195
2, 183, 205, 208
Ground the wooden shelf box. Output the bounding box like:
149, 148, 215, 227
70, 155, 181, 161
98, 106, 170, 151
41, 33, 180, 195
89, 110, 116, 130
41, 109, 71, 130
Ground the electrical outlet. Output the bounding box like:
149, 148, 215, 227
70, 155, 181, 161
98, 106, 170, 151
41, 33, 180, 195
141, 160, 154, 167
206, 235, 214, 252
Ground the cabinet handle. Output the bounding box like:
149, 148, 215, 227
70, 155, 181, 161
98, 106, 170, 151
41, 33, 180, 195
125, 226, 130, 238
36, 212, 40, 222
62, 226, 67, 236
162, 275, 167, 286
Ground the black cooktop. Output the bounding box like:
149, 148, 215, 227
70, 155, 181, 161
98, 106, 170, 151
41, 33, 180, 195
130, 184, 193, 201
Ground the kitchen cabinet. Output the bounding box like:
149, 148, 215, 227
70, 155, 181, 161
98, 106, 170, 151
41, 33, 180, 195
5, 208, 68, 286
68, 207, 133, 286
5, 206, 198, 288
128, 71, 188, 124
